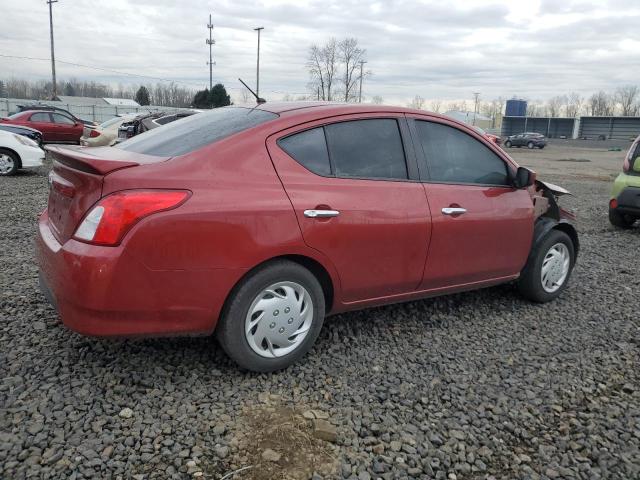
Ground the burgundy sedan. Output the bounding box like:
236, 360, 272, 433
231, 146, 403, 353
1, 110, 84, 144
36, 103, 578, 371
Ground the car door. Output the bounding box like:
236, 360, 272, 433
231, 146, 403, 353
27, 112, 56, 142
409, 116, 534, 290
51, 113, 81, 143
267, 114, 431, 303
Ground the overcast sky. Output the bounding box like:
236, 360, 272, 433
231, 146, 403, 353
1, 0, 640, 105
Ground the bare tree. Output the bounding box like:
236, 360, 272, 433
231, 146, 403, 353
307, 38, 338, 101
588, 91, 615, 116
546, 95, 565, 117
428, 99, 442, 113
371, 95, 384, 104
447, 100, 468, 112
565, 92, 583, 117
408, 95, 425, 110
337, 38, 366, 103
615, 85, 639, 116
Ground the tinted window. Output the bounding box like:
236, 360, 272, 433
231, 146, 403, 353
325, 119, 407, 179
30, 113, 51, 123
278, 127, 331, 176
116, 107, 278, 156
416, 121, 509, 185
154, 115, 176, 125
53, 113, 75, 125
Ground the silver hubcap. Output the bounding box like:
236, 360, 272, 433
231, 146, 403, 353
0, 154, 14, 174
245, 281, 314, 358
541, 243, 570, 293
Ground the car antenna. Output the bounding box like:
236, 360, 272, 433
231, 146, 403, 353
238, 78, 266, 104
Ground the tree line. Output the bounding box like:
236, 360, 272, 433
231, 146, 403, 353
406, 86, 640, 119
0, 77, 233, 109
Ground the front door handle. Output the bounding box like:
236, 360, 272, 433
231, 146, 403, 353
304, 209, 340, 218
442, 207, 467, 215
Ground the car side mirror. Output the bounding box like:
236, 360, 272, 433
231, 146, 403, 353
513, 166, 536, 188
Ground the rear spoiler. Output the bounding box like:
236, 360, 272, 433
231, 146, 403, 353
45, 145, 168, 175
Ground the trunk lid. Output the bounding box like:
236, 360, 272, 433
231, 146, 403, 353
45, 145, 169, 243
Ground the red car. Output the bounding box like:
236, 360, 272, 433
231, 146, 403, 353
36, 103, 578, 372
474, 126, 502, 146
1, 110, 84, 144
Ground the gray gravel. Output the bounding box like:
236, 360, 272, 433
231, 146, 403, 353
1, 165, 639, 480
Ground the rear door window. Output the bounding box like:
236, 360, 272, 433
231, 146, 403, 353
415, 120, 510, 186
325, 119, 408, 179
52, 113, 75, 125
116, 107, 278, 156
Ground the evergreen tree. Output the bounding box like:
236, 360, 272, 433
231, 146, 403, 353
192, 88, 211, 108
135, 86, 151, 106
0, 80, 6, 98
63, 82, 75, 96
209, 84, 231, 107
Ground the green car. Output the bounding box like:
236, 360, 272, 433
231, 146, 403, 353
610, 135, 640, 228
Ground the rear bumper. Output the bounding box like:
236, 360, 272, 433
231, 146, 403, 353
36, 211, 245, 337
613, 186, 640, 216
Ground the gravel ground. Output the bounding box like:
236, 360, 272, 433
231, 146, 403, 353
1, 161, 639, 480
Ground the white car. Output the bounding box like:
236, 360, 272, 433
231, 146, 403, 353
0, 130, 45, 176
80, 114, 138, 147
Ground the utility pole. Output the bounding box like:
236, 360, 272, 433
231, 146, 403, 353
254, 27, 264, 98
47, 0, 58, 99
206, 14, 215, 90
472, 92, 480, 125
358, 60, 367, 103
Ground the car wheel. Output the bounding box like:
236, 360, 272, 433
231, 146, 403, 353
216, 260, 325, 372
504, 140, 512, 148
0, 149, 19, 176
609, 208, 635, 229
527, 141, 535, 149
518, 229, 575, 303
538, 145, 545, 149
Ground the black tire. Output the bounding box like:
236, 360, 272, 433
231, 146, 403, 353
527, 141, 535, 149
538, 145, 545, 149
216, 260, 325, 372
518, 229, 575, 303
504, 140, 512, 148
609, 208, 635, 229
0, 149, 19, 176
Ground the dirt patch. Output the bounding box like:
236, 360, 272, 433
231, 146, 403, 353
219, 395, 338, 480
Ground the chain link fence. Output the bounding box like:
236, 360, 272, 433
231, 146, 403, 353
0, 98, 196, 124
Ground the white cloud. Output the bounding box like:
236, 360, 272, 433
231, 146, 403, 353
0, 0, 639, 105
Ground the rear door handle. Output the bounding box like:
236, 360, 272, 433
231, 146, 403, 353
442, 207, 467, 215
304, 209, 340, 218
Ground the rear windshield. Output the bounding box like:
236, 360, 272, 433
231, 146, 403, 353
116, 107, 278, 156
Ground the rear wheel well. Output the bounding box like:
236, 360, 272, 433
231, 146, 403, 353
0, 147, 22, 169
220, 255, 335, 325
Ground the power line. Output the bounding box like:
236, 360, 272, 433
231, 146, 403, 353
0, 54, 311, 96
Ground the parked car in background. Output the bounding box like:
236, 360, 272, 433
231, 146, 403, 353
504, 132, 547, 149
37, 103, 578, 372
0, 130, 45, 176
1, 111, 84, 144
80, 114, 137, 147
609, 134, 640, 228
17, 104, 97, 129
474, 126, 502, 146
116, 111, 198, 142
0, 124, 43, 147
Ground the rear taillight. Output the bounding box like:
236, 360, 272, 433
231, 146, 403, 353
89, 129, 101, 138
73, 190, 190, 246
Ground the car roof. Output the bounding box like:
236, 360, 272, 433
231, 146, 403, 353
253, 101, 419, 115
